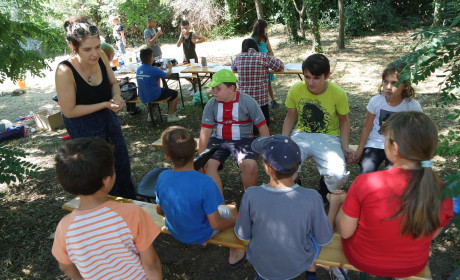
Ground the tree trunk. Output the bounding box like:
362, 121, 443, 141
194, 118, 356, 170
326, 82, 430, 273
309, 5, 322, 52
337, 0, 345, 49
254, 0, 264, 19
432, 0, 445, 26
292, 0, 307, 40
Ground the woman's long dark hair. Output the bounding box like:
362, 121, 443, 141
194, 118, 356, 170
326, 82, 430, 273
251, 19, 268, 43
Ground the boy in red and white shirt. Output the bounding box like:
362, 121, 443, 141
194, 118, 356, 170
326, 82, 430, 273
52, 138, 162, 280
199, 69, 269, 196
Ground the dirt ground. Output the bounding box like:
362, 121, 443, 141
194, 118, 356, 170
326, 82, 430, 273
0, 27, 459, 280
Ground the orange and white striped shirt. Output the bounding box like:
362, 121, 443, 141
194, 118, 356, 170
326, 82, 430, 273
52, 201, 160, 280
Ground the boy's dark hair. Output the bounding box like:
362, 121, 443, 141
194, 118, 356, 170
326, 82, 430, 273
242, 38, 259, 52
222, 82, 237, 90
302, 53, 330, 76
264, 160, 299, 179
55, 138, 114, 195
140, 47, 154, 64
181, 20, 190, 26
162, 126, 196, 168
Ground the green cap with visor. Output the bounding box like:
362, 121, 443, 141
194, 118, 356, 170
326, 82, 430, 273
206, 69, 237, 88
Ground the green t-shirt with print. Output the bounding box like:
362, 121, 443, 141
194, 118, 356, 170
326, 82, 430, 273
285, 81, 349, 136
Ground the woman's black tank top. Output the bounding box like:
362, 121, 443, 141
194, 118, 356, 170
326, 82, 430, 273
60, 58, 112, 105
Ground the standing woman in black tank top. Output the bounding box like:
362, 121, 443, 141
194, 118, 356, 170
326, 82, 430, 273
55, 17, 135, 198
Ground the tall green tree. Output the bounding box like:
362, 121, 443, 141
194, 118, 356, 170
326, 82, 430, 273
0, 1, 65, 83
397, 15, 460, 200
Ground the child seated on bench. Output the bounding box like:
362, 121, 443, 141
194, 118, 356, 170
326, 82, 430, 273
199, 69, 269, 195
328, 111, 454, 279
155, 126, 246, 268
52, 138, 162, 280
235, 135, 334, 280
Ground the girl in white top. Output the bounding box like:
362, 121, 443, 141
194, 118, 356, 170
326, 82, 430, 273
354, 63, 422, 173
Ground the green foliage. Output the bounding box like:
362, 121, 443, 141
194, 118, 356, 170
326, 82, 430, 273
344, 0, 434, 37
0, 144, 41, 185
397, 15, 460, 198
211, 0, 257, 38
120, 0, 174, 42
0, 2, 65, 83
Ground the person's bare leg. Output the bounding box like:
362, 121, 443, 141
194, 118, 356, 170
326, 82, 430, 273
238, 159, 258, 190
229, 248, 246, 264
268, 81, 275, 101
205, 159, 223, 197
168, 97, 179, 115
327, 193, 347, 231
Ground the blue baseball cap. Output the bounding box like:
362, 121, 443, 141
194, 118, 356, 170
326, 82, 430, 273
251, 135, 301, 174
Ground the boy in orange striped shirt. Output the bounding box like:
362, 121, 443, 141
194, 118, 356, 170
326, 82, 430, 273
52, 138, 162, 280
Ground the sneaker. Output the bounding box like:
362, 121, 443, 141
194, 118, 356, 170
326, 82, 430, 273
270, 100, 280, 109
329, 267, 347, 280
167, 115, 182, 122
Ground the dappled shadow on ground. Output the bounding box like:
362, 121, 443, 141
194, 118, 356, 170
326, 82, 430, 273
0, 28, 459, 279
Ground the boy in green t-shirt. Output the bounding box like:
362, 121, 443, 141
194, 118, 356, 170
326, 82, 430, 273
282, 54, 353, 201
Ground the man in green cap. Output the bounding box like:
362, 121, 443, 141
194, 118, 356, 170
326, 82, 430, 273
199, 69, 269, 195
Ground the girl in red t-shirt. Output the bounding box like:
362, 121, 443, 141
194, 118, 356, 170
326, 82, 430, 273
328, 111, 453, 279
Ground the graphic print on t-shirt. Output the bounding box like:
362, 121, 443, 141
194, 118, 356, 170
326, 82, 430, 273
298, 99, 332, 133
378, 109, 394, 134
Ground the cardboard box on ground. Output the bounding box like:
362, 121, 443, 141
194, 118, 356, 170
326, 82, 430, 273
34, 108, 64, 131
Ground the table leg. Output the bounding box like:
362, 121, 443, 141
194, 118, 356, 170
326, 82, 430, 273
177, 77, 185, 107
196, 74, 204, 110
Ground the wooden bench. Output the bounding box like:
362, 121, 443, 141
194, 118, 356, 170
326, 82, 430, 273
127, 96, 171, 127
62, 197, 431, 280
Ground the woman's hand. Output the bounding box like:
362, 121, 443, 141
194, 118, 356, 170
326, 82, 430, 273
109, 97, 125, 112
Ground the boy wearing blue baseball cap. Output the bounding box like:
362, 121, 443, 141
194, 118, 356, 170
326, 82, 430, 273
199, 69, 269, 196
235, 135, 333, 280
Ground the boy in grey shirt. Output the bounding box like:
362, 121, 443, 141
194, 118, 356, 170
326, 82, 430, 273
235, 135, 333, 280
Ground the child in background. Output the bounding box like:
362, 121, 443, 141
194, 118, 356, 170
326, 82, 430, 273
235, 135, 333, 280
199, 69, 269, 194
232, 38, 284, 129
332, 112, 453, 279
155, 126, 246, 268
52, 138, 162, 280
251, 19, 278, 109
353, 63, 422, 173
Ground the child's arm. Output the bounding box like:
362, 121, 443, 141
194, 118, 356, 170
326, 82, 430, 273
354, 111, 376, 163
266, 38, 274, 56
338, 211, 358, 239
257, 124, 270, 136
207, 209, 235, 230
139, 244, 163, 280
146, 30, 163, 47
282, 108, 298, 136
338, 114, 354, 162
192, 33, 205, 44
198, 127, 213, 154
156, 204, 164, 216
176, 31, 184, 47
58, 262, 83, 280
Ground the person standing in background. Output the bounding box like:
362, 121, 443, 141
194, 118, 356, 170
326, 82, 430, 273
144, 18, 163, 60
112, 16, 126, 54
176, 20, 205, 63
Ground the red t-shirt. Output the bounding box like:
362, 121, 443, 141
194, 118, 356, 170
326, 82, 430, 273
342, 167, 453, 278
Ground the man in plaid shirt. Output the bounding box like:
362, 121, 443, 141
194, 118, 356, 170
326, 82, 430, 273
232, 38, 284, 127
